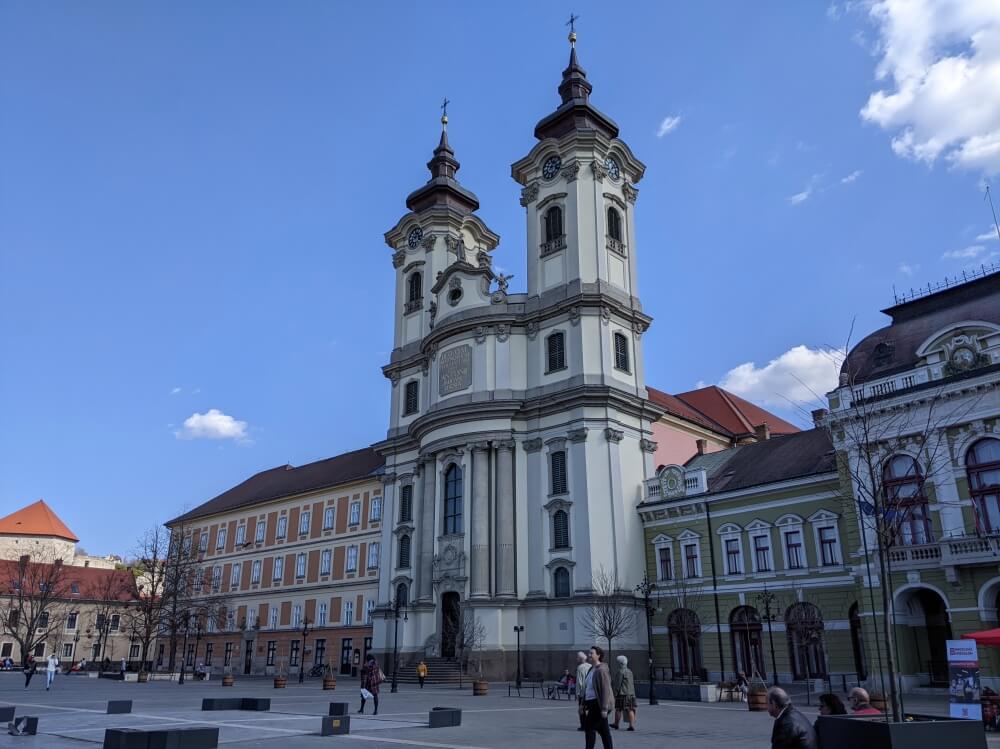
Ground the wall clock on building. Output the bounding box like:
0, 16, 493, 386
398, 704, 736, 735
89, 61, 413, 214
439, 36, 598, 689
604, 156, 621, 181
657, 465, 685, 499
407, 227, 423, 249
542, 155, 562, 181
951, 346, 977, 370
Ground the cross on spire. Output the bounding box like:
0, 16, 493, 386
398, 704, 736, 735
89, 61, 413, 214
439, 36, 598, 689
566, 13, 579, 46
440, 97, 450, 128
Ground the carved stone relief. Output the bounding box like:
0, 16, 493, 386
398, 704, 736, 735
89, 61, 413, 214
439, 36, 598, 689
520, 183, 540, 207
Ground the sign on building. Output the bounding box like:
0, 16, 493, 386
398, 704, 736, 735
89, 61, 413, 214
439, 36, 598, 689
946, 639, 981, 720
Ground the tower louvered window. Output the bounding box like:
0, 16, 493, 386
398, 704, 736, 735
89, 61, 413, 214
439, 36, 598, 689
407, 272, 422, 303
399, 484, 413, 523
552, 510, 569, 549
607, 207, 622, 241
550, 450, 567, 495
546, 332, 566, 372
544, 206, 563, 242
613, 332, 630, 372
398, 534, 411, 569
404, 381, 419, 415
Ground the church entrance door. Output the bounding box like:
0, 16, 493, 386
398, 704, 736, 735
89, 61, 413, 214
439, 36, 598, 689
441, 593, 460, 658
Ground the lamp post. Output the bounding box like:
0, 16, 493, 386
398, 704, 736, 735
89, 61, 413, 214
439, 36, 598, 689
634, 573, 659, 705
178, 615, 190, 686
513, 625, 524, 689
71, 627, 81, 670
754, 585, 780, 685
383, 594, 407, 693
298, 617, 311, 683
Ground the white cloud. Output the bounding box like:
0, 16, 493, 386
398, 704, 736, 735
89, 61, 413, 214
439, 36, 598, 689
175, 409, 249, 442
716, 345, 845, 407
841, 169, 863, 183
859, 1, 1000, 174
787, 189, 812, 205
656, 115, 682, 138
170, 387, 181, 395
942, 244, 986, 260
898, 261, 919, 275
976, 225, 1000, 241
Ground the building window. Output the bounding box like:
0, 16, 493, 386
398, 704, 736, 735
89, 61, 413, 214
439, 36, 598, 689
224, 642, 233, 667
212, 566, 222, 592
883, 454, 933, 545
268, 606, 278, 629
197, 534, 207, 553
407, 272, 422, 306
967, 438, 1000, 533
39, 612, 50, 629
365, 599, 375, 623
552, 510, 570, 550
658, 547, 673, 581
349, 502, 361, 525
818, 527, 839, 566
725, 538, 742, 575
186, 643, 195, 667
225, 608, 235, 631
292, 604, 302, 628
251, 560, 262, 583
235, 524, 246, 546
607, 207, 623, 242
667, 608, 702, 680
255, 520, 266, 543
753, 535, 772, 572
546, 332, 566, 372
276, 516, 287, 539
273, 557, 284, 580
193, 568, 204, 593
230, 564, 241, 588
784, 530, 804, 569
321, 549, 332, 575
62, 643, 73, 658
295, 553, 306, 578
398, 535, 411, 569
544, 205, 563, 242
67, 612, 78, 630
684, 543, 700, 578
396, 583, 408, 606
216, 528, 226, 550
553, 567, 571, 598
343, 600, 354, 625
404, 381, 419, 415
346, 546, 358, 572
299, 511, 311, 535
443, 464, 463, 535
785, 602, 826, 679
266, 641, 276, 666
290, 640, 300, 667
314, 638, 326, 666
248, 608, 258, 629
550, 450, 568, 495
129, 642, 140, 659
318, 602, 328, 627
204, 642, 213, 666
370, 497, 382, 522
367, 542, 380, 569
323, 507, 335, 530
399, 485, 413, 522
613, 332, 630, 372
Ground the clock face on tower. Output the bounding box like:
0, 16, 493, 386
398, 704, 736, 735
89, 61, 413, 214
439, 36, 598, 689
604, 156, 621, 181
542, 155, 562, 181
407, 227, 423, 249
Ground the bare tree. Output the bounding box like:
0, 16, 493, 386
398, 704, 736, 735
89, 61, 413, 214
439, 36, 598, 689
121, 526, 170, 675
84, 570, 135, 663
456, 613, 487, 687
579, 566, 636, 660
0, 553, 72, 665
657, 577, 707, 683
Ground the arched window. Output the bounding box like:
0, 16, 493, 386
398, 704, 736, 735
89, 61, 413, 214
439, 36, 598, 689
443, 464, 463, 535
883, 454, 932, 545
552, 510, 569, 549
407, 272, 422, 303
967, 438, 1000, 533
607, 207, 622, 241
849, 603, 868, 680
395, 582, 408, 607
785, 602, 826, 679
667, 608, 702, 681
553, 567, 571, 598
544, 206, 563, 243
398, 534, 411, 569
729, 606, 765, 679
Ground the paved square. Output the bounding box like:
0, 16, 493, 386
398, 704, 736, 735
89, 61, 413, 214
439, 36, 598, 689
0, 673, 990, 748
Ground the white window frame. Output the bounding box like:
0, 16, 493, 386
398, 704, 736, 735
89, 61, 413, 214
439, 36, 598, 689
776, 514, 807, 571
808, 510, 843, 567
349, 502, 361, 526
216, 527, 227, 550
650, 534, 674, 582
276, 516, 288, 539
268, 606, 278, 629
299, 511, 311, 535
255, 519, 266, 543
251, 559, 262, 583
367, 542, 380, 569
292, 604, 302, 629
346, 545, 358, 572
295, 553, 306, 578
365, 599, 375, 624
717, 523, 744, 576
318, 602, 328, 627
745, 520, 774, 573
678, 530, 702, 579
273, 556, 284, 580
370, 497, 382, 522
230, 563, 241, 588
343, 600, 354, 625
320, 549, 332, 575
235, 524, 246, 546
212, 565, 222, 591
323, 507, 335, 530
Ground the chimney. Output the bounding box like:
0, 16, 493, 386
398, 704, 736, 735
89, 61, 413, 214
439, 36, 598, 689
754, 422, 770, 442
695, 439, 708, 455
811, 408, 829, 427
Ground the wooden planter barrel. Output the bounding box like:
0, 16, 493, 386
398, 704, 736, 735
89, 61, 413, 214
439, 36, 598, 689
137, 672, 149, 683
870, 694, 887, 712
472, 680, 489, 696
221, 674, 235, 687
748, 690, 768, 711
274, 676, 287, 689
323, 677, 337, 690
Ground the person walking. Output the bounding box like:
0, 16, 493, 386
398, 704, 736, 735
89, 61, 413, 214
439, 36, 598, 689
23, 657, 36, 689
581, 646, 614, 749
358, 656, 384, 716
611, 655, 636, 731
767, 687, 818, 749
417, 660, 428, 689
45, 653, 59, 690
575, 651, 591, 732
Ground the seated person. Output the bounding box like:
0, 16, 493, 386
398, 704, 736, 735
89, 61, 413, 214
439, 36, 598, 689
848, 687, 882, 715
547, 669, 573, 698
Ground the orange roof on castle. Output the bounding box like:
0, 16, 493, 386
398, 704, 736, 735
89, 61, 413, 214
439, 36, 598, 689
0, 499, 79, 542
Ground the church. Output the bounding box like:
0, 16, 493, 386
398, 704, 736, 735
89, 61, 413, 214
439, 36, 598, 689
370, 30, 795, 677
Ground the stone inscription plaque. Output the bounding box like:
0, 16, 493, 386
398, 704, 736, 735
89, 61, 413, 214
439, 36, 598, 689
439, 344, 472, 395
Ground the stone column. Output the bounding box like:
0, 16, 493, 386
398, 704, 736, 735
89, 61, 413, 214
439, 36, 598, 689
418, 456, 436, 602
471, 442, 491, 598
496, 440, 516, 597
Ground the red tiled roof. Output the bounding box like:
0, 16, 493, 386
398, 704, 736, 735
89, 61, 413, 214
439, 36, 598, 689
0, 500, 79, 542
0, 559, 137, 601
646, 386, 729, 434
673, 386, 799, 437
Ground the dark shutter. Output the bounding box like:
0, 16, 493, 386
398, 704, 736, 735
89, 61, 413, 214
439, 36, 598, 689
547, 332, 565, 372
550, 450, 567, 494
554, 567, 571, 598
553, 510, 569, 549
614, 332, 630, 371
607, 207, 622, 241
399, 485, 413, 522
399, 535, 411, 569
404, 381, 419, 415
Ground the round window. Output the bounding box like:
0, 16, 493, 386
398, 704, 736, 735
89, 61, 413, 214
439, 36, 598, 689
448, 288, 463, 306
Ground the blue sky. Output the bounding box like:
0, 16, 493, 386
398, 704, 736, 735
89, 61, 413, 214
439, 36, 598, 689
2, 1, 999, 555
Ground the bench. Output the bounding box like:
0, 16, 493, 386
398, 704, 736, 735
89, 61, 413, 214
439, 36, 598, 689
321, 716, 350, 736
0, 707, 14, 722
107, 700, 132, 714
201, 698, 270, 711
429, 708, 462, 728
103, 727, 219, 748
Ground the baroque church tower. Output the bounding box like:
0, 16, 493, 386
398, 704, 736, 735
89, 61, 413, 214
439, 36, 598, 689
374, 30, 663, 675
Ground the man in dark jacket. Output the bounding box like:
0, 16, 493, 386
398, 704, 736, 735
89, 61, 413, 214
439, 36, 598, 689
767, 687, 818, 749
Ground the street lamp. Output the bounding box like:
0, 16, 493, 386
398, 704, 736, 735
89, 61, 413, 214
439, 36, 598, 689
383, 594, 407, 693
178, 615, 191, 686
513, 626, 524, 689
634, 573, 659, 705
298, 617, 311, 683
754, 585, 780, 686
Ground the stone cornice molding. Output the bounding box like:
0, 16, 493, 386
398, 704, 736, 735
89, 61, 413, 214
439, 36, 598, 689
568, 427, 589, 443
605, 428, 624, 443
523, 438, 544, 452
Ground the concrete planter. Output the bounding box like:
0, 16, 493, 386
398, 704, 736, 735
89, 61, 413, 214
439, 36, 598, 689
817, 714, 987, 749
